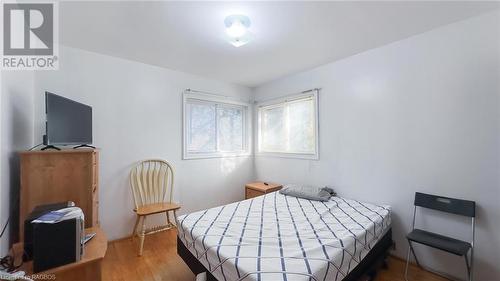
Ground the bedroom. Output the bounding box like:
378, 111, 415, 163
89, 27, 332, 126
0, 1, 499, 281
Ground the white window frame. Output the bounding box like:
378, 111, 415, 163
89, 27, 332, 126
256, 90, 319, 160
183, 91, 251, 160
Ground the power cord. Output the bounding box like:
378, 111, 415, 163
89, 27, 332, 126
1, 206, 25, 275
0, 217, 8, 239
0, 240, 25, 276
0, 217, 23, 272
28, 143, 43, 151
0, 254, 20, 272
0, 217, 13, 271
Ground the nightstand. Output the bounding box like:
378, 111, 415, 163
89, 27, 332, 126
245, 182, 283, 199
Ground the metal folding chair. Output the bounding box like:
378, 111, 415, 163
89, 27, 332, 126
405, 192, 475, 281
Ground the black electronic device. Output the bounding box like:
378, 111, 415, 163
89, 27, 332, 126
23, 201, 75, 261
32, 217, 84, 272
43, 92, 93, 149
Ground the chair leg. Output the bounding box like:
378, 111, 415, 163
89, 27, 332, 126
409, 241, 421, 267
404, 244, 411, 281
465, 253, 471, 281
166, 211, 171, 227
131, 215, 140, 241
138, 215, 146, 256
470, 248, 474, 281
172, 210, 178, 227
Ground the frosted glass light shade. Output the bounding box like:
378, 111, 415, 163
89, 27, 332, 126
224, 15, 253, 47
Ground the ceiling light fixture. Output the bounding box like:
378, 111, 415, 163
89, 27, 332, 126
224, 15, 253, 47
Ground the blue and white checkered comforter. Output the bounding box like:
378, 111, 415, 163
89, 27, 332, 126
177, 192, 391, 281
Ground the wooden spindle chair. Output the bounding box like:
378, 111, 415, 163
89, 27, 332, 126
130, 159, 180, 256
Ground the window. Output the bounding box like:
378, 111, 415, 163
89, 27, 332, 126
257, 90, 319, 159
183, 91, 250, 159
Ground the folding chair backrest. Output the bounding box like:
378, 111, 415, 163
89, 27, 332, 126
414, 192, 475, 217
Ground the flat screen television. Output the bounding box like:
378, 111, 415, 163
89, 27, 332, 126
45, 92, 92, 146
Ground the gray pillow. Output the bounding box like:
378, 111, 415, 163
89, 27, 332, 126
322, 186, 337, 196
279, 184, 333, 202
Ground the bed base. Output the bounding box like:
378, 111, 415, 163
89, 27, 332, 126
177, 228, 393, 281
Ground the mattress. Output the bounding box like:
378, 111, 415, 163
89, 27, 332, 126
177, 192, 391, 281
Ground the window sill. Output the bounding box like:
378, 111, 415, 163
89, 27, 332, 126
183, 152, 252, 160
256, 152, 319, 160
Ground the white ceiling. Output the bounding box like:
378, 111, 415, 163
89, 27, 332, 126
60, 1, 499, 87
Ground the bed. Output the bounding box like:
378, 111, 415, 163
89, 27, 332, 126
177, 192, 392, 281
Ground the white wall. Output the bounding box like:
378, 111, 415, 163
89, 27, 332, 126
0, 71, 35, 255
253, 11, 500, 280
33, 46, 254, 241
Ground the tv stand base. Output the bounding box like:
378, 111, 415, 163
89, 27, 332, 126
73, 144, 96, 149
41, 145, 61, 151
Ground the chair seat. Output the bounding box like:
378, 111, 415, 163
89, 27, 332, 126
134, 202, 181, 216
407, 229, 471, 256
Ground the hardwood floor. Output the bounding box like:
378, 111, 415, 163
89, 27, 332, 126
102, 229, 449, 281
376, 257, 449, 281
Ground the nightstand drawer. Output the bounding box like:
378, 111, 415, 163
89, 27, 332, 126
246, 188, 263, 199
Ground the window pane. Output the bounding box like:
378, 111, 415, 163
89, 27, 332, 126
288, 98, 315, 153
260, 105, 286, 152
187, 101, 216, 152
258, 95, 317, 156
218, 105, 244, 151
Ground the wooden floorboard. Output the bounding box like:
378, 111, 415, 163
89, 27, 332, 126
102, 229, 449, 281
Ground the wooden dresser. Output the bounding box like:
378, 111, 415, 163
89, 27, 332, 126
19, 149, 99, 241
245, 182, 282, 199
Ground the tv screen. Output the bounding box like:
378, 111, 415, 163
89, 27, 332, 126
45, 92, 92, 145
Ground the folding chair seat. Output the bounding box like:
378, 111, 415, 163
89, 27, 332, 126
407, 229, 471, 256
